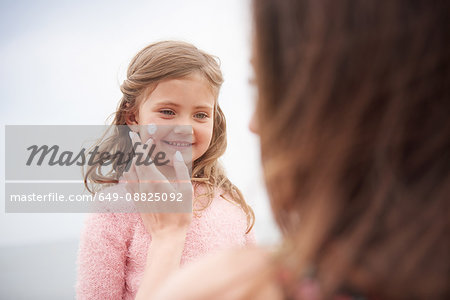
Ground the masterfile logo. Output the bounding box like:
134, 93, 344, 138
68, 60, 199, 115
4, 125, 193, 213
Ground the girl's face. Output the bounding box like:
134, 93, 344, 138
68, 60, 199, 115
132, 73, 215, 163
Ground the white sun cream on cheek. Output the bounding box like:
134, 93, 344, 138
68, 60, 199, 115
147, 124, 157, 135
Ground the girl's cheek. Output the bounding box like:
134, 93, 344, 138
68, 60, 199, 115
197, 122, 213, 139
138, 112, 158, 124
198, 129, 214, 154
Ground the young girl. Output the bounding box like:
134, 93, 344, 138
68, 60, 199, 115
76, 40, 255, 299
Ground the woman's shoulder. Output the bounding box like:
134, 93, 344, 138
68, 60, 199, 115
154, 247, 283, 300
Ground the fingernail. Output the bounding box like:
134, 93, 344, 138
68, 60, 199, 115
175, 151, 183, 162
147, 124, 157, 135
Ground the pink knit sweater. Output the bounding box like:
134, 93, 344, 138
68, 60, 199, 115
76, 183, 255, 299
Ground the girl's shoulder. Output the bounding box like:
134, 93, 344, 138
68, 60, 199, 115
90, 181, 142, 214
192, 183, 253, 242
193, 183, 244, 213
86, 182, 141, 225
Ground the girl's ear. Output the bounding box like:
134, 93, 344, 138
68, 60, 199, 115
124, 104, 140, 132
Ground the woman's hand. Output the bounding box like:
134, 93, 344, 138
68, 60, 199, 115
123, 131, 193, 239
124, 130, 194, 300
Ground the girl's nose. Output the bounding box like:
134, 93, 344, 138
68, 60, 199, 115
173, 125, 193, 135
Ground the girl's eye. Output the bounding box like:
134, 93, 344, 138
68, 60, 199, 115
194, 112, 209, 119
160, 109, 175, 116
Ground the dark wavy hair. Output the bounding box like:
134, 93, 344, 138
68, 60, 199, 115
253, 0, 449, 299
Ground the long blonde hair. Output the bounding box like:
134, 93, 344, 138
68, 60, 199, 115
84, 40, 254, 232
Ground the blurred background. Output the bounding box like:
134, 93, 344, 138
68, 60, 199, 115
0, 0, 280, 298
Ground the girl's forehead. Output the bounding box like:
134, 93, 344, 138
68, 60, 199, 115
138, 75, 216, 107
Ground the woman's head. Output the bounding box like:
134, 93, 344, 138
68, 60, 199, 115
252, 0, 449, 298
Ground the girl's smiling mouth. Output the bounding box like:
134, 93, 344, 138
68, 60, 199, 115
162, 140, 193, 148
